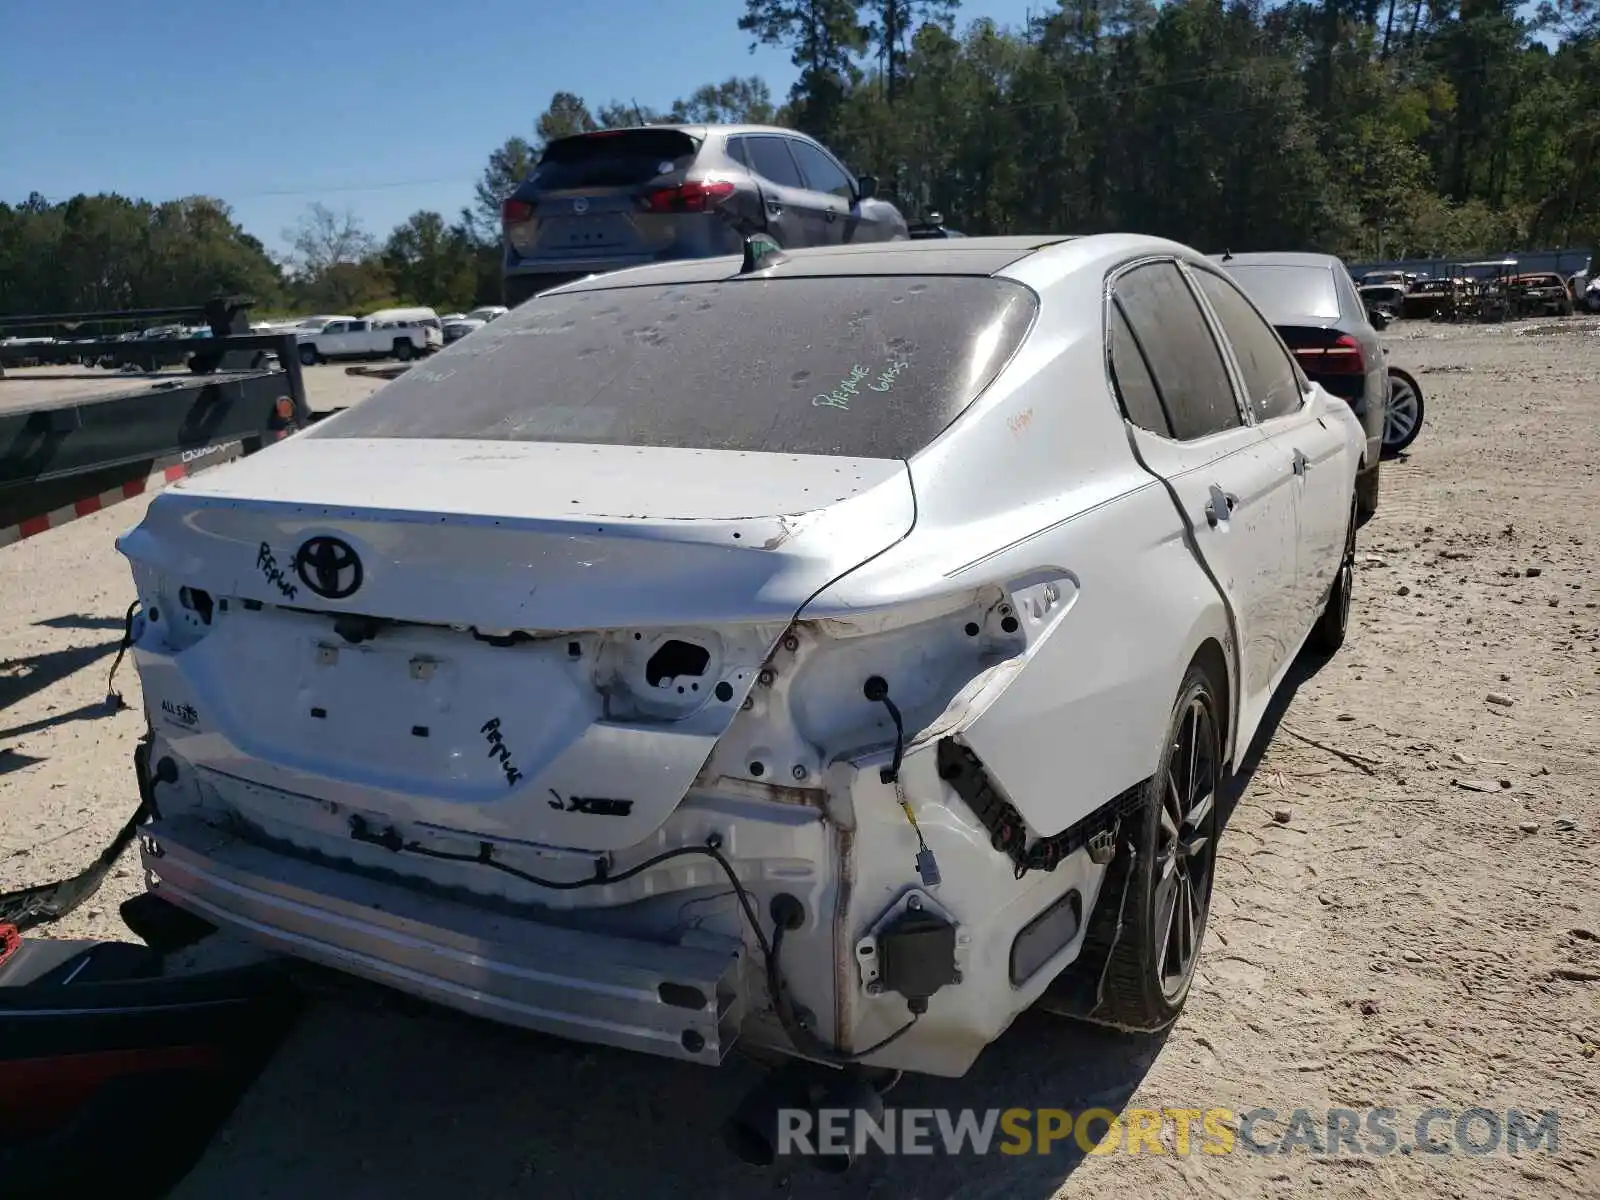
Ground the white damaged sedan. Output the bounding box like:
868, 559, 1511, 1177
118, 234, 1363, 1131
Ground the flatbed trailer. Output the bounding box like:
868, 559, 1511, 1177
0, 300, 313, 544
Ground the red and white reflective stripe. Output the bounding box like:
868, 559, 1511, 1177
0, 461, 195, 550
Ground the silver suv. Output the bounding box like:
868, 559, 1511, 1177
500, 124, 908, 306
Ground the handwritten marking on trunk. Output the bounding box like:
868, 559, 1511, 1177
480, 717, 524, 787
256, 542, 299, 601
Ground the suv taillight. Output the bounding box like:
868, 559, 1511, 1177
501, 198, 534, 226
644, 180, 735, 213
1286, 332, 1365, 375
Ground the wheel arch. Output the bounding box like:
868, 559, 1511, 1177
1189, 636, 1233, 773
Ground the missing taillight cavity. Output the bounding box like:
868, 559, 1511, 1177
646, 639, 711, 689
178, 586, 214, 625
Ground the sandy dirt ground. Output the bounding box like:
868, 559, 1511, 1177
1, 328, 1596, 1199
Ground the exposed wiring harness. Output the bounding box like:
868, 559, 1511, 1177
348, 816, 919, 1063
104, 599, 141, 710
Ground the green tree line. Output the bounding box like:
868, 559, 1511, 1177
4, 0, 1596, 320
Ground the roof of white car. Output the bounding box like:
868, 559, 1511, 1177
545, 234, 1214, 295
1211, 251, 1344, 269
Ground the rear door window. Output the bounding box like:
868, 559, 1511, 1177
1107, 301, 1172, 437
530, 129, 700, 191
789, 140, 854, 200
312, 275, 1039, 461
744, 136, 806, 190
1113, 262, 1242, 441
1192, 269, 1305, 422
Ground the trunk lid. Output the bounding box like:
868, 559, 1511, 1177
119, 436, 913, 852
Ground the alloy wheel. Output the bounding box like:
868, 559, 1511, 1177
1385, 375, 1420, 449
1154, 695, 1219, 1001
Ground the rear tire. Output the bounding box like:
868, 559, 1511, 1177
393, 340, 414, 362
298, 345, 318, 367
1383, 367, 1423, 457
1308, 502, 1356, 656
1066, 663, 1224, 1033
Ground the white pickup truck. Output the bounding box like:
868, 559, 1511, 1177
295, 308, 443, 365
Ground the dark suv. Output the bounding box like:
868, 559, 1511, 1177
500, 124, 908, 306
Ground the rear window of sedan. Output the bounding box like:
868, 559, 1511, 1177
311, 275, 1038, 460
1222, 263, 1342, 321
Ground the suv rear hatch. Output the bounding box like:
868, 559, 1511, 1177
503, 128, 740, 265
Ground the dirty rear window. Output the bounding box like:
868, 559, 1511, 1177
529, 130, 701, 190
1222, 264, 1342, 322
310, 275, 1038, 460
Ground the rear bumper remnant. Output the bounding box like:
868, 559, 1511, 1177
140, 815, 745, 1065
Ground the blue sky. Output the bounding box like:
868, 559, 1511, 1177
0, 0, 1039, 258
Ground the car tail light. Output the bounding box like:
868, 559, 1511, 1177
644, 180, 735, 213
1287, 332, 1365, 376
267, 395, 299, 440
501, 198, 534, 226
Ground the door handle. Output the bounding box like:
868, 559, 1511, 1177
1205, 484, 1239, 527
1292, 448, 1308, 476
825, 210, 837, 222
766, 201, 783, 215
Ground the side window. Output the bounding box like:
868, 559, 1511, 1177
1107, 301, 1171, 437
725, 136, 750, 168
1114, 262, 1242, 441
1335, 267, 1364, 317
744, 136, 805, 189
1192, 269, 1304, 423
789, 140, 853, 200
324, 322, 346, 335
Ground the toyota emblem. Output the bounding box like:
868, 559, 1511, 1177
572, 197, 589, 214
293, 536, 363, 600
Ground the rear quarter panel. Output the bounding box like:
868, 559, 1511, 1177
803, 243, 1236, 836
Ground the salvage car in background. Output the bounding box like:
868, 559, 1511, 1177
500, 123, 907, 305
1216, 251, 1398, 515
907, 212, 965, 239
1508, 271, 1575, 317
1357, 269, 1412, 323
441, 316, 486, 344
116, 235, 1363, 1164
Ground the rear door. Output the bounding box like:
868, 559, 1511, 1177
1189, 266, 1351, 642
786, 138, 855, 244
739, 134, 824, 248
345, 320, 376, 355
1110, 260, 1300, 752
